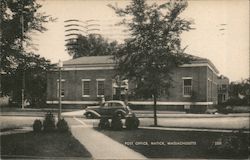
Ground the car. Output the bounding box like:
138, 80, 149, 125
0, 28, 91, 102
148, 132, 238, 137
84, 100, 132, 119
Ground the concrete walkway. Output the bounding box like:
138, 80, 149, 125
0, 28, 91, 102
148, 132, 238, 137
66, 117, 146, 160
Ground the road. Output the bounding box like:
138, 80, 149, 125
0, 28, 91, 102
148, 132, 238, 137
72, 116, 249, 130
1, 109, 249, 131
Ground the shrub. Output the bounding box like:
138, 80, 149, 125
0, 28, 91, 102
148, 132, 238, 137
33, 119, 42, 132
56, 118, 69, 132
98, 117, 110, 130
43, 112, 56, 132
125, 113, 140, 130
111, 115, 123, 131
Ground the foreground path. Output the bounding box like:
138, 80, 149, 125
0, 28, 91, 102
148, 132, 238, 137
66, 117, 146, 160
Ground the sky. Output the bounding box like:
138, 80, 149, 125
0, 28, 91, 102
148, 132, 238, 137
33, 0, 249, 82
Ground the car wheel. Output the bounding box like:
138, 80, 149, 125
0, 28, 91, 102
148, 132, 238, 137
116, 112, 124, 118
86, 112, 94, 119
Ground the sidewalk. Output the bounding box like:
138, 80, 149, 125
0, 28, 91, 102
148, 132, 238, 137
66, 117, 146, 160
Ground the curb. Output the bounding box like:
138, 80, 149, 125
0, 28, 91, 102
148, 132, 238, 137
139, 126, 250, 133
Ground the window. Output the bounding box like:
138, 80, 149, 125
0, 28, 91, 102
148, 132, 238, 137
183, 77, 192, 97
82, 79, 90, 97
104, 102, 123, 108
97, 79, 105, 97
57, 79, 65, 97
110, 102, 123, 107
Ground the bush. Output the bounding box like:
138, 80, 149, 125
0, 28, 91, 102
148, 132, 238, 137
33, 119, 42, 132
125, 113, 140, 130
56, 118, 69, 132
43, 112, 56, 132
98, 117, 110, 130
222, 98, 248, 106
111, 115, 123, 131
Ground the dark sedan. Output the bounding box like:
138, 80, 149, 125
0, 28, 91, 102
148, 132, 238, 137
84, 100, 132, 119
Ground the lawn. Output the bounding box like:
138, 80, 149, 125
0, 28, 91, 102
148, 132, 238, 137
98, 128, 249, 159
1, 131, 91, 159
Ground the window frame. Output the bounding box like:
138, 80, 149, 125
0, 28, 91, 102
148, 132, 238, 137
182, 77, 192, 97
96, 79, 105, 97
81, 79, 91, 97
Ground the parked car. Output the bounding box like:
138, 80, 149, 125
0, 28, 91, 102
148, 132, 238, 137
84, 100, 132, 119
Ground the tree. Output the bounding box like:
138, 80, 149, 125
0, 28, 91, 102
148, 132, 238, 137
66, 34, 119, 58
110, 0, 193, 126
2, 53, 53, 107
1, 0, 54, 106
228, 78, 250, 105
1, 0, 53, 73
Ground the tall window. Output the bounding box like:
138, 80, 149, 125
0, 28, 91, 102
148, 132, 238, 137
183, 77, 192, 97
97, 79, 105, 97
57, 79, 65, 97
82, 79, 90, 97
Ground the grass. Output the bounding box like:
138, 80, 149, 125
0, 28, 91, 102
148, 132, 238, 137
97, 128, 249, 159
1, 131, 91, 159
0, 127, 21, 132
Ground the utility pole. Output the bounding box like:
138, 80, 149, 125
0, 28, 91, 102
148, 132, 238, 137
0, 4, 2, 97
58, 60, 63, 120
20, 1, 25, 109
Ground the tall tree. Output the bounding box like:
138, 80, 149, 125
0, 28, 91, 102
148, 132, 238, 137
1, 0, 54, 106
1, 53, 53, 106
66, 34, 119, 58
110, 0, 193, 126
1, 0, 53, 73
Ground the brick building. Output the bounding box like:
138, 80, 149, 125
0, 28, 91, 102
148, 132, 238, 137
46, 55, 225, 112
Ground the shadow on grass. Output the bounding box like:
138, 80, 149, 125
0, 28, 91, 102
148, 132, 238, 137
97, 128, 249, 159
1, 131, 91, 159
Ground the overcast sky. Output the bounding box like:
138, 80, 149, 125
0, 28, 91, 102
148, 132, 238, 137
33, 0, 249, 82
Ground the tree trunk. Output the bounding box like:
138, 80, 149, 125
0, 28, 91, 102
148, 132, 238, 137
153, 93, 158, 126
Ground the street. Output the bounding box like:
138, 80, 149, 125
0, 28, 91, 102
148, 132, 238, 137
1, 109, 249, 131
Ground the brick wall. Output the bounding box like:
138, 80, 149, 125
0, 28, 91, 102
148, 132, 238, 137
207, 67, 218, 104
157, 66, 208, 102
47, 66, 216, 104
47, 69, 115, 102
